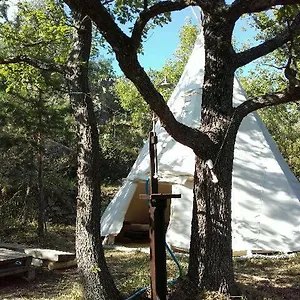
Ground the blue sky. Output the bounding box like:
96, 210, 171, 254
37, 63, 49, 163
138, 8, 198, 70
112, 7, 256, 74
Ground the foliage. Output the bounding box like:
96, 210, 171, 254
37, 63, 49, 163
0, 90, 77, 227
115, 77, 152, 132
88, 59, 143, 183
100, 121, 145, 183
0, 0, 72, 64
0, 0, 77, 227
108, 0, 171, 45
260, 103, 300, 180
240, 6, 300, 180
0, 0, 143, 227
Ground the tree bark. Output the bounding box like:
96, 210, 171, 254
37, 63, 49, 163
66, 10, 120, 300
37, 132, 46, 237
37, 91, 46, 238
187, 13, 239, 295
62, 0, 300, 297
22, 178, 32, 225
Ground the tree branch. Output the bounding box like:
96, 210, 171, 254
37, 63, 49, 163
131, 0, 198, 51
63, 0, 215, 155
230, 0, 300, 17
64, 0, 211, 54
234, 12, 300, 69
235, 86, 300, 120
63, 0, 132, 55
116, 52, 215, 155
0, 55, 65, 73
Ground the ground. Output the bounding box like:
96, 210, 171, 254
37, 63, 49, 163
1, 224, 300, 299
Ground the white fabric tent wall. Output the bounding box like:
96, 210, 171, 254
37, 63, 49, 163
101, 32, 300, 252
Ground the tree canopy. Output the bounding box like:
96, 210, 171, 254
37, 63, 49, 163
0, 0, 299, 299
62, 0, 300, 297
240, 5, 300, 180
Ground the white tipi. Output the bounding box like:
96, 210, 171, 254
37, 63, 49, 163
101, 31, 300, 253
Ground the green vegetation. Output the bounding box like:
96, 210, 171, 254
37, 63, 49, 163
1, 223, 300, 300
239, 5, 300, 180
0, 0, 299, 299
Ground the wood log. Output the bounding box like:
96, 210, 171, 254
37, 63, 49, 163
47, 259, 77, 270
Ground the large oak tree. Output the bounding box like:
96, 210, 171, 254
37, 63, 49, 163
0, 2, 120, 299
64, 0, 300, 296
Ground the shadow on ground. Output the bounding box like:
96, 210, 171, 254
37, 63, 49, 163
0, 268, 79, 299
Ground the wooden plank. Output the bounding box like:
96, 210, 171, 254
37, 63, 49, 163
0, 248, 29, 260
233, 250, 282, 257
47, 259, 77, 270
24, 249, 75, 262
0, 243, 75, 262
0, 265, 35, 281
0, 248, 31, 266
251, 250, 281, 255
233, 250, 247, 257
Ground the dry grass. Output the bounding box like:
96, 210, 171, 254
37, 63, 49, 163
1, 225, 300, 299
235, 255, 300, 300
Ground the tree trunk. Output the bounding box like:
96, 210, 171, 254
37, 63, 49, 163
66, 10, 120, 300
23, 157, 33, 225
37, 91, 46, 237
187, 13, 239, 295
188, 144, 237, 294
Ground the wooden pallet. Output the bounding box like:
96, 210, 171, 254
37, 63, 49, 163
0, 243, 76, 270
0, 248, 35, 281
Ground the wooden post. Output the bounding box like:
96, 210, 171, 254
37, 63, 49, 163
150, 196, 167, 300
145, 131, 181, 300
149, 131, 167, 300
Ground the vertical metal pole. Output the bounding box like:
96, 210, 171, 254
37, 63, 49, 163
149, 131, 167, 300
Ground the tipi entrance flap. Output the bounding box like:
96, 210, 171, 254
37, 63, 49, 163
101, 181, 137, 236
124, 181, 171, 225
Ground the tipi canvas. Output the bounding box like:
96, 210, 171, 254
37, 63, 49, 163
101, 32, 300, 253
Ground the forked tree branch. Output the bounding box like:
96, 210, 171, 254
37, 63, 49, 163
234, 12, 300, 69
131, 0, 219, 50
64, 0, 132, 54
230, 0, 300, 17
119, 57, 214, 154
235, 86, 300, 120
0, 55, 65, 73
131, 0, 198, 51
63, 0, 215, 155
